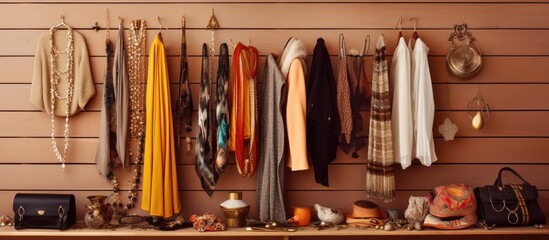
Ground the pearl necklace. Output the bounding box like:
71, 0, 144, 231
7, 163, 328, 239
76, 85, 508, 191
49, 26, 74, 171
109, 20, 147, 212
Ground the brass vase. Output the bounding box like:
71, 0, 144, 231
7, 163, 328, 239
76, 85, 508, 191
220, 192, 249, 228
84, 195, 114, 229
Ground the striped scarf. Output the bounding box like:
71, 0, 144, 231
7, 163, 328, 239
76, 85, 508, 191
366, 35, 395, 202
229, 42, 259, 177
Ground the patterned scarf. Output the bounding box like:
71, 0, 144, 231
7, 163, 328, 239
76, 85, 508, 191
175, 21, 193, 155
196, 43, 215, 196
336, 34, 353, 144
113, 20, 129, 168
95, 38, 116, 178
214, 43, 230, 175
340, 36, 370, 158
229, 43, 259, 177
366, 34, 395, 202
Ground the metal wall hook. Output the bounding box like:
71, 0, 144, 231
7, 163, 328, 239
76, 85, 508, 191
92, 22, 100, 32
449, 23, 475, 42
157, 16, 168, 32
206, 8, 221, 30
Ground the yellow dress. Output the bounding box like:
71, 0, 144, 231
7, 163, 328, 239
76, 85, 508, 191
142, 34, 181, 217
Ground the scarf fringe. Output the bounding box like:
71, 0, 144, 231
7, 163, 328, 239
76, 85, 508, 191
366, 173, 395, 202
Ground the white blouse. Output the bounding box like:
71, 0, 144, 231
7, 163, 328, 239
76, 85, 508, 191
410, 38, 437, 166
391, 37, 413, 169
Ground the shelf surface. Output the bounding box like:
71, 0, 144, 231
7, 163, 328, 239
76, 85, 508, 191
0, 225, 547, 237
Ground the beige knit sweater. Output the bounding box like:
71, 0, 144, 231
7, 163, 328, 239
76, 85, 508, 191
30, 29, 95, 117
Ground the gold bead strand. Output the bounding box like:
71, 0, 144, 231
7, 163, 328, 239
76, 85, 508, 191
110, 19, 146, 213
49, 25, 74, 171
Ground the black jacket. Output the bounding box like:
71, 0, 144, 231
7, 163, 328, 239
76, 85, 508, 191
307, 38, 340, 186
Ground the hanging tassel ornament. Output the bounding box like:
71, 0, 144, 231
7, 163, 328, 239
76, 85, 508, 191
438, 85, 458, 141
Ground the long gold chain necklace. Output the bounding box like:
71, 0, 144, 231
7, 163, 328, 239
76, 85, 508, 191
109, 19, 146, 213
49, 26, 74, 171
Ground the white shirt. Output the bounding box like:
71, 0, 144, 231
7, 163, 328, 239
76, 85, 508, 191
410, 37, 437, 166
391, 37, 413, 169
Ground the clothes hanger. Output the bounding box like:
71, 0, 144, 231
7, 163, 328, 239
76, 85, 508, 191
54, 15, 70, 30
410, 16, 419, 40
157, 16, 168, 34
393, 16, 403, 40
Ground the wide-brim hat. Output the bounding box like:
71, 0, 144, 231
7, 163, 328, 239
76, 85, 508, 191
345, 200, 387, 227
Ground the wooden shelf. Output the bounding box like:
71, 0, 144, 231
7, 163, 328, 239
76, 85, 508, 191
0, 225, 547, 238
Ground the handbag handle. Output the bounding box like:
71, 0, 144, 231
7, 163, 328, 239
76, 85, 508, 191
495, 167, 531, 188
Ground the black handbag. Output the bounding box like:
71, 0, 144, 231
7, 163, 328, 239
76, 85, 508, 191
13, 193, 76, 230
474, 167, 546, 227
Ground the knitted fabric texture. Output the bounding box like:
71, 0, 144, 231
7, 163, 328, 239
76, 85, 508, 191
256, 54, 287, 224
366, 34, 395, 202
30, 30, 95, 117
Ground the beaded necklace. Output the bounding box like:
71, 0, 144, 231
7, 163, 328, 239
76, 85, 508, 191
49, 26, 74, 171
109, 20, 147, 212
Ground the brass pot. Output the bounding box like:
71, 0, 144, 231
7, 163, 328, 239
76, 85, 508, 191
220, 192, 249, 228
84, 195, 113, 229
220, 205, 250, 228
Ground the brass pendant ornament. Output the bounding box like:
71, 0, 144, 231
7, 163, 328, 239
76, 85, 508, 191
467, 87, 490, 130
446, 24, 482, 80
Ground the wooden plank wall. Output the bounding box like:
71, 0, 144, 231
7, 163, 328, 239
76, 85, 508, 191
0, 0, 548, 226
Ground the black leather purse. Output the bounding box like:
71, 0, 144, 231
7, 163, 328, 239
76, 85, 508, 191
474, 167, 546, 227
13, 193, 76, 230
